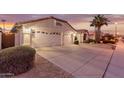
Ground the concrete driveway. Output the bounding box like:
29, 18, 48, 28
37, 44, 113, 78
105, 40, 124, 78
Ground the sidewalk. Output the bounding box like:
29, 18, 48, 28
104, 40, 124, 78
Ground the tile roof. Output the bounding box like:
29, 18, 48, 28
18, 16, 77, 31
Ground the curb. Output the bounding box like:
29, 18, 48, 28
102, 44, 117, 78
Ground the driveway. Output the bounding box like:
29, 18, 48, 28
37, 44, 113, 78
104, 40, 124, 78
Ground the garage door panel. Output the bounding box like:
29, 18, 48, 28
32, 32, 61, 47
23, 34, 30, 45
64, 34, 73, 45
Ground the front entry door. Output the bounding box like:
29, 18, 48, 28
83, 34, 87, 40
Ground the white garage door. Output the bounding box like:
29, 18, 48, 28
31, 31, 61, 48
64, 34, 73, 45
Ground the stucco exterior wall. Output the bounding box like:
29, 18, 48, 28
77, 33, 84, 43
15, 30, 25, 46
15, 32, 20, 46
22, 19, 75, 33
21, 18, 76, 47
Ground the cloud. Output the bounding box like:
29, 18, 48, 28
1, 14, 123, 23
0, 14, 124, 34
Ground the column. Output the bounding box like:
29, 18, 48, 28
20, 31, 24, 45
61, 32, 64, 46
15, 32, 20, 46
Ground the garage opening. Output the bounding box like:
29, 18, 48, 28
31, 31, 61, 48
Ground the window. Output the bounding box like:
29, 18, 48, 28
37, 31, 40, 33
42, 32, 45, 34
31, 29, 35, 38
56, 32, 60, 35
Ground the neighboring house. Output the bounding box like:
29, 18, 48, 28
89, 31, 106, 40
89, 31, 95, 40
76, 29, 89, 43
0, 16, 89, 49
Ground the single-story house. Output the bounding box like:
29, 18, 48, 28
0, 16, 89, 49
89, 31, 105, 40
89, 31, 95, 40
76, 29, 89, 43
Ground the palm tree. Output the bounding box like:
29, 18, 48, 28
90, 14, 110, 43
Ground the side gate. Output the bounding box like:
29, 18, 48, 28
2, 32, 15, 49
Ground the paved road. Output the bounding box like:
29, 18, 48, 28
37, 44, 113, 78
104, 40, 124, 78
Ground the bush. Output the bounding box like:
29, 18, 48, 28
74, 36, 79, 45
83, 39, 96, 43
74, 40, 79, 45
89, 39, 96, 43
102, 34, 118, 44
103, 40, 116, 44
83, 40, 90, 43
0, 46, 36, 76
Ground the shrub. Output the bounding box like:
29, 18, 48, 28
83, 40, 90, 43
83, 39, 95, 43
89, 39, 96, 43
0, 46, 36, 76
74, 36, 79, 45
74, 40, 79, 45
102, 34, 117, 44
103, 40, 116, 44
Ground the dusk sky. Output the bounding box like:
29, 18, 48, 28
1, 14, 124, 34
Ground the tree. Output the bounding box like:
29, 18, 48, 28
90, 14, 110, 43
11, 23, 22, 33
1, 19, 6, 32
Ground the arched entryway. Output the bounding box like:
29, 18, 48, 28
83, 33, 87, 41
